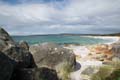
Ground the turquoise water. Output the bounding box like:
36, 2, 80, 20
12, 35, 113, 45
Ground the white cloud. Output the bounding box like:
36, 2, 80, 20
0, 0, 120, 35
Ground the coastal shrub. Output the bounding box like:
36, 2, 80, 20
105, 69, 120, 80
55, 62, 73, 80
91, 65, 113, 80
105, 58, 120, 80
111, 57, 120, 69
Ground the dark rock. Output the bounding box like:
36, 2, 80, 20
11, 67, 59, 80
11, 68, 35, 80
19, 41, 29, 50
0, 51, 14, 80
30, 42, 76, 69
3, 46, 36, 68
34, 67, 59, 80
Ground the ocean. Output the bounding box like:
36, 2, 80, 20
12, 35, 114, 45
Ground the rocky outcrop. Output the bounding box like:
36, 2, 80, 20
30, 42, 76, 69
0, 27, 76, 80
111, 41, 120, 58
0, 28, 36, 80
0, 28, 15, 51
3, 45, 36, 68
0, 51, 14, 80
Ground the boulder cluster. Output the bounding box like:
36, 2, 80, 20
0, 27, 76, 80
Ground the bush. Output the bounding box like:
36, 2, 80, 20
91, 65, 113, 80
111, 57, 120, 69
106, 69, 120, 80
91, 58, 120, 80
55, 62, 73, 80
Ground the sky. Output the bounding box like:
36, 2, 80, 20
0, 0, 120, 35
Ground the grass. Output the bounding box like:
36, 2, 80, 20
55, 62, 73, 80
91, 65, 113, 80
91, 57, 120, 80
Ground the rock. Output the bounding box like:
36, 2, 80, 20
0, 28, 14, 42
81, 66, 98, 76
30, 42, 76, 69
11, 67, 59, 80
111, 41, 120, 58
0, 28, 15, 51
19, 41, 29, 50
0, 51, 14, 80
3, 46, 36, 68
11, 68, 35, 80
35, 67, 59, 80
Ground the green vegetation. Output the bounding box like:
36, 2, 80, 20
111, 57, 120, 69
91, 58, 120, 80
55, 62, 73, 80
91, 65, 113, 80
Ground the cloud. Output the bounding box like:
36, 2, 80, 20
0, 0, 120, 35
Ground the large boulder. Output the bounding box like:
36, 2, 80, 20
0, 27, 36, 80
3, 45, 36, 69
30, 42, 76, 69
0, 51, 14, 80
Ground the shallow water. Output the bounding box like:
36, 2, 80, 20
12, 35, 114, 45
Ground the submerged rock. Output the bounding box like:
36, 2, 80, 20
30, 42, 76, 69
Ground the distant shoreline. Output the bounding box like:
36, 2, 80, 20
11, 33, 120, 37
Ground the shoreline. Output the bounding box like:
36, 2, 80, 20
68, 36, 120, 80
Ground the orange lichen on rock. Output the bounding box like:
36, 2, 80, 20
89, 44, 113, 57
